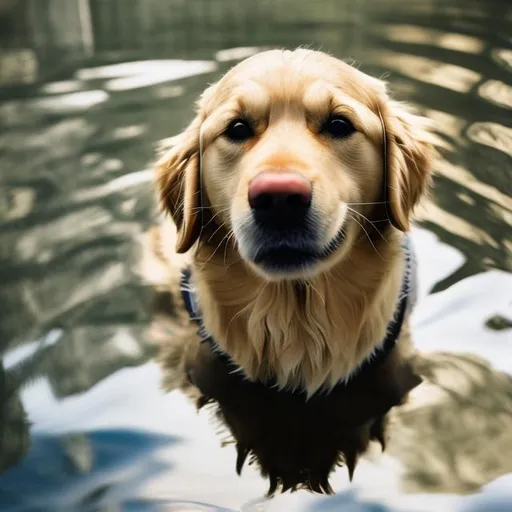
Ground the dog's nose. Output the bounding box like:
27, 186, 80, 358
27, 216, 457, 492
248, 173, 312, 222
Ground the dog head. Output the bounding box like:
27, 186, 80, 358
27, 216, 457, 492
157, 49, 435, 280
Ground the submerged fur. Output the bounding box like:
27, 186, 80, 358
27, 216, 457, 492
188, 337, 422, 496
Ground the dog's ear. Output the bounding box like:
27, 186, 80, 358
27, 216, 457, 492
381, 101, 436, 232
156, 114, 204, 254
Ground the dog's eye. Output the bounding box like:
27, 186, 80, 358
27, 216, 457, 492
224, 119, 254, 142
323, 116, 355, 139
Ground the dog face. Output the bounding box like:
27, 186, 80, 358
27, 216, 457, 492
158, 49, 434, 280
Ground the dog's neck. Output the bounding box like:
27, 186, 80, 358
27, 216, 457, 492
190, 227, 405, 395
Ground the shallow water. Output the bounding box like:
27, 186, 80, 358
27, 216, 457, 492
0, 0, 511, 511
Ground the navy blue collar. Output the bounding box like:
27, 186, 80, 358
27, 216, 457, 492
180, 235, 415, 390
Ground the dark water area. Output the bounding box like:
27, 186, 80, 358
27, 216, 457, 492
0, 0, 511, 510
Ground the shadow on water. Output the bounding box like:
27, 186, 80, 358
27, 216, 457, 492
0, 0, 511, 509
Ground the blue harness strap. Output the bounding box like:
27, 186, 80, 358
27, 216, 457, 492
370, 233, 416, 364
180, 234, 416, 381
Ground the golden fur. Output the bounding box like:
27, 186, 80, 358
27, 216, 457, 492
155, 48, 436, 396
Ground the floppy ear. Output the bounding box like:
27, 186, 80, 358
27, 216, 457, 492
382, 101, 436, 232
156, 114, 203, 253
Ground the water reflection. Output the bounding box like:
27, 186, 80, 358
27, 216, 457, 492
375, 24, 486, 55
467, 122, 512, 157
378, 51, 483, 93
492, 49, 512, 72
478, 79, 512, 109
0, 0, 511, 510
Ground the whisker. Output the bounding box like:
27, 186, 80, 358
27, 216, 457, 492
198, 228, 236, 270
346, 207, 388, 243
224, 231, 237, 265
207, 220, 228, 243
201, 206, 232, 232
190, 203, 231, 212
225, 304, 248, 336
305, 280, 326, 307
345, 201, 389, 206
226, 254, 244, 269
225, 283, 260, 335
350, 215, 384, 260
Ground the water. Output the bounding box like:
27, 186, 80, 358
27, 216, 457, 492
0, 0, 511, 510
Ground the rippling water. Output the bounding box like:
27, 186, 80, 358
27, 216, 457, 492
0, 0, 511, 510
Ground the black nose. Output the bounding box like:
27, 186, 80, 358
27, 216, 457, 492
248, 172, 312, 228
251, 191, 312, 228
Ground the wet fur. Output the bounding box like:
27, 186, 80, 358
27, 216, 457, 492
150, 49, 436, 494
188, 335, 421, 495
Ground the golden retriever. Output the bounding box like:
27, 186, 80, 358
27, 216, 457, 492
151, 48, 436, 495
